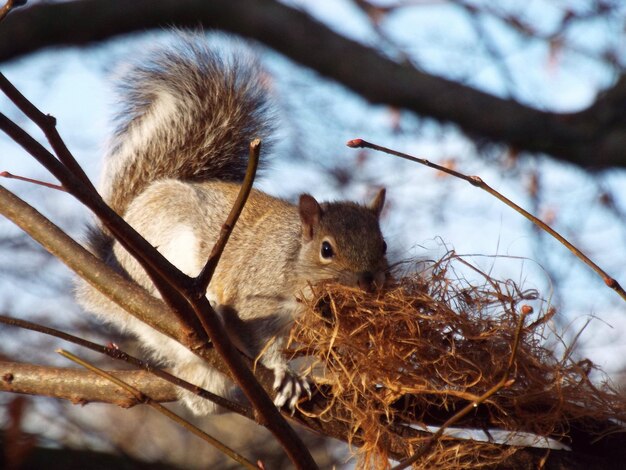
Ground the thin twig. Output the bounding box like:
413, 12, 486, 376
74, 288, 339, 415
391, 305, 530, 470
1, 171, 66, 191
347, 138, 626, 303
195, 138, 261, 294
0, 314, 252, 417
0, 0, 11, 22
0, 72, 95, 192
57, 349, 260, 470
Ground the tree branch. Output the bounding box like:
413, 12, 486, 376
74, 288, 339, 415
57, 350, 258, 470
0, 72, 94, 191
0, 185, 318, 468
0, 313, 253, 417
0, 361, 177, 406
2, 362, 619, 469
0, 107, 206, 346
0, 186, 183, 340
348, 138, 626, 303
0, 0, 623, 168
195, 139, 260, 294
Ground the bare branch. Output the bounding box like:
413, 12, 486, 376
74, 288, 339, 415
0, 72, 95, 192
0, 361, 177, 406
348, 138, 626, 303
0, 0, 25, 23
0, 313, 253, 417
58, 350, 259, 470
0, 107, 205, 344
0, 170, 66, 191
0, 186, 184, 340
195, 138, 261, 294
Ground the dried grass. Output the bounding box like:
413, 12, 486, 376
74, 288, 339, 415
289, 252, 626, 469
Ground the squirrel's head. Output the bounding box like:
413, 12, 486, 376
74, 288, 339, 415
298, 188, 388, 292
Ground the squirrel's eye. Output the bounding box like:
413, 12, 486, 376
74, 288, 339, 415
382, 240, 387, 254
321, 240, 334, 259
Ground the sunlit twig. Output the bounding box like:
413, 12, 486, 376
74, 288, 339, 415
58, 349, 259, 470
1, 171, 66, 191
0, 314, 252, 417
195, 139, 261, 293
347, 138, 626, 303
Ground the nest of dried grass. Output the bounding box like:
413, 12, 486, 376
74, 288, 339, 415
289, 252, 626, 469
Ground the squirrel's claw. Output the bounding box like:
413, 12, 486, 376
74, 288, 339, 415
271, 364, 310, 412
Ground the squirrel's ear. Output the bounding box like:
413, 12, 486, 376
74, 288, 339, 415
299, 194, 322, 241
368, 188, 386, 218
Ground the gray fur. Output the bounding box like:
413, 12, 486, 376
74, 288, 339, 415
77, 33, 388, 415
103, 32, 274, 216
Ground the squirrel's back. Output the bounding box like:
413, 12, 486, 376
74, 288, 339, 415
101, 33, 274, 216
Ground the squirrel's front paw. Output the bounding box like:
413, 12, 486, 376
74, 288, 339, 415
271, 364, 311, 412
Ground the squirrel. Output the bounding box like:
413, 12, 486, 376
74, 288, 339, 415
76, 33, 388, 415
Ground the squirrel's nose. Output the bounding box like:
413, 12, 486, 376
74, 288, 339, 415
357, 272, 376, 293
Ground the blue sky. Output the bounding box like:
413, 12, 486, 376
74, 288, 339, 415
1, 1, 625, 375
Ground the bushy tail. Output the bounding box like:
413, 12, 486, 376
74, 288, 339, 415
101, 33, 274, 216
